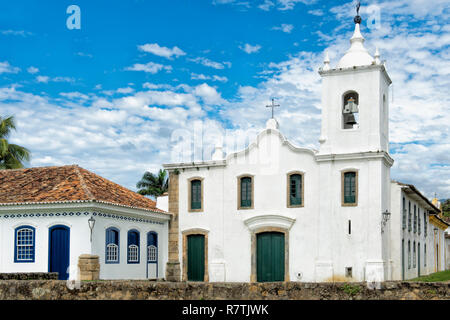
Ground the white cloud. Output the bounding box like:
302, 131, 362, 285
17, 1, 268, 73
239, 43, 262, 54
27, 66, 39, 74
191, 73, 228, 82
138, 43, 186, 59
258, 0, 274, 11
36, 75, 74, 83
193, 83, 224, 105
60, 92, 90, 100
277, 0, 316, 11
76, 52, 93, 58
308, 9, 324, 16
125, 62, 172, 74
36, 75, 49, 83
1, 30, 32, 37
0, 61, 20, 74
188, 57, 232, 69
272, 24, 294, 33
212, 75, 228, 82
116, 87, 135, 94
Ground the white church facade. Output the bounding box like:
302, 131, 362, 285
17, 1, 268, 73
161, 15, 449, 283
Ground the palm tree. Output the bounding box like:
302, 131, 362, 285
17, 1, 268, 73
0, 115, 31, 169
136, 169, 168, 197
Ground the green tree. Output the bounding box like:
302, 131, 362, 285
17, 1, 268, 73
441, 199, 450, 218
136, 169, 168, 197
0, 115, 31, 169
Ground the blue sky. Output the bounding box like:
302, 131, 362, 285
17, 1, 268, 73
0, 0, 449, 198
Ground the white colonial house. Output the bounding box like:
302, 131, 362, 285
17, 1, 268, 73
161, 15, 449, 283
0, 165, 170, 280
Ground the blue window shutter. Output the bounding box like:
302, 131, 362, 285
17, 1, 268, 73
147, 232, 158, 247
105, 228, 120, 264
127, 230, 140, 264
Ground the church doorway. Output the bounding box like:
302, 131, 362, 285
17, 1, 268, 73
256, 232, 285, 282
187, 234, 205, 281
48, 225, 70, 280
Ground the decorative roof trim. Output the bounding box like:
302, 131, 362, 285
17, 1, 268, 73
319, 64, 392, 85
244, 214, 296, 232
163, 128, 317, 170
0, 199, 171, 219
316, 151, 394, 166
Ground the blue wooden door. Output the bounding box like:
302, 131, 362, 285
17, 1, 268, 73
49, 225, 70, 280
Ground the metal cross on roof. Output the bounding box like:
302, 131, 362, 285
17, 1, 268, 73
266, 98, 280, 119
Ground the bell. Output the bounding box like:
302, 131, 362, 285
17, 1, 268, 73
345, 113, 357, 126
346, 97, 359, 113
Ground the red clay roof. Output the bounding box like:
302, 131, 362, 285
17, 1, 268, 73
0, 165, 167, 214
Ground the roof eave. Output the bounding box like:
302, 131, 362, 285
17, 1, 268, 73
0, 200, 171, 220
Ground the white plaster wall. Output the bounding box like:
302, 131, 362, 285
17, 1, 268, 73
389, 184, 442, 280
176, 129, 389, 282
389, 183, 402, 280
0, 209, 169, 280
316, 158, 388, 281
156, 195, 168, 212
0, 212, 91, 278
319, 67, 390, 155
445, 233, 450, 270
92, 214, 168, 280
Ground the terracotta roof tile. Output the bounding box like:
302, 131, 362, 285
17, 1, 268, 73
0, 165, 166, 214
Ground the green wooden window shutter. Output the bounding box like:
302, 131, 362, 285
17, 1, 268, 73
289, 174, 302, 206
241, 177, 252, 208
408, 201, 411, 231
191, 180, 201, 210
343, 172, 356, 204
402, 197, 406, 230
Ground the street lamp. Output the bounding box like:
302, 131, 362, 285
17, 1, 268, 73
381, 210, 391, 233
88, 216, 96, 242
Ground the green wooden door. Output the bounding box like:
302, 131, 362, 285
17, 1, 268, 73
257, 232, 285, 282
187, 235, 205, 281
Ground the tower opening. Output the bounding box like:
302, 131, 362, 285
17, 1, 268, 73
342, 91, 359, 129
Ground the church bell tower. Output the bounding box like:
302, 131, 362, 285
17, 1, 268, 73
317, 10, 392, 156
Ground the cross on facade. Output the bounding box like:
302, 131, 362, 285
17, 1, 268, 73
266, 98, 280, 119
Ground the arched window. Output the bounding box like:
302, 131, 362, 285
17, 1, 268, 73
127, 229, 140, 264
238, 176, 253, 209
106, 227, 119, 264
189, 179, 203, 211
342, 91, 359, 129
147, 232, 158, 263
287, 173, 303, 207
14, 226, 35, 263
342, 171, 357, 206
